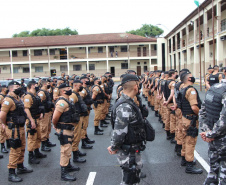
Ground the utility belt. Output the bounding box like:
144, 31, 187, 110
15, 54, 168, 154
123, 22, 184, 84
121, 143, 145, 155
7, 122, 25, 129
8, 124, 22, 149
183, 114, 198, 138
93, 100, 104, 108
56, 123, 75, 131
31, 114, 40, 119
56, 123, 74, 145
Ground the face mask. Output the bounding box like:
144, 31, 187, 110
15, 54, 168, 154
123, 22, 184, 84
6, 90, 9, 94
104, 80, 107, 83
35, 87, 40, 92
85, 81, 90, 85
47, 85, 51, 89
107, 79, 110, 82
79, 86, 83, 92
14, 88, 22, 95
175, 75, 179, 79
98, 81, 102, 85
65, 89, 72, 96
139, 83, 142, 90
189, 77, 196, 83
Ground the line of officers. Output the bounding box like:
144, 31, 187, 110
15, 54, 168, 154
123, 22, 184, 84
0, 72, 114, 182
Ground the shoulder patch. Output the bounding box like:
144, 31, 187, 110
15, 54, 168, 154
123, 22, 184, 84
70, 98, 74, 102
60, 103, 64, 107
4, 101, 9, 105
96, 89, 99, 92
40, 94, 43, 97
54, 89, 58, 92
25, 99, 29, 102
191, 91, 196, 95
82, 90, 85, 94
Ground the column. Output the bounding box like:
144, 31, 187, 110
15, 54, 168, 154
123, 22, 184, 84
66, 47, 70, 75
204, 10, 208, 39
106, 46, 109, 71
205, 41, 210, 69
29, 62, 32, 78
186, 24, 189, 47
10, 50, 13, 79
127, 43, 130, 69
193, 19, 199, 77
47, 48, 51, 76
216, 1, 223, 65
86, 46, 89, 59
87, 61, 89, 73
180, 30, 185, 69
176, 52, 179, 71
187, 48, 191, 69
28, 49, 32, 78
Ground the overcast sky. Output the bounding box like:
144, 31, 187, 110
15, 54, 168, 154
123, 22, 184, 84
1, 0, 204, 38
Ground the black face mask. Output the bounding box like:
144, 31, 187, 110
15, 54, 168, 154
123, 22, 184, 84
104, 80, 107, 83
65, 89, 72, 96
98, 81, 102, 85
35, 87, 40, 92
139, 83, 142, 90
47, 85, 51, 89
14, 88, 22, 95
107, 79, 110, 82
6, 90, 9, 94
79, 86, 83, 92
85, 81, 90, 85
189, 77, 196, 83
175, 75, 179, 79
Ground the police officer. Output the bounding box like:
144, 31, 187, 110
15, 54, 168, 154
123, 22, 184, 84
24, 81, 46, 164
206, 65, 223, 90
0, 85, 9, 153
53, 78, 65, 101
52, 83, 79, 181
204, 66, 213, 91
178, 72, 203, 174
199, 82, 226, 185
0, 81, 33, 182
107, 74, 146, 185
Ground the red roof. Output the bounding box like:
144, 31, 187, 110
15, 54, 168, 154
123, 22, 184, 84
0, 33, 156, 49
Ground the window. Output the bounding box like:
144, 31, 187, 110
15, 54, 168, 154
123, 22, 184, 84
60, 65, 68, 71
73, 65, 82, 71
23, 67, 29, 73
121, 63, 128, 69
109, 46, 114, 52
137, 62, 140, 65
121, 46, 127, 52
34, 50, 42, 56
35, 66, 43, 72
151, 59, 157, 65
144, 62, 147, 64
13, 67, 19, 73
12, 51, 17, 57
98, 47, 103, 53
50, 49, 55, 55
89, 64, 95, 70
23, 50, 27, 57
153, 45, 157, 51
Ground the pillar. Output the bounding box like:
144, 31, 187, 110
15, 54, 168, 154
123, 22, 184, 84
106, 46, 109, 71
87, 61, 89, 73
67, 47, 70, 75
47, 48, 51, 76
29, 62, 32, 78
10, 50, 13, 79
216, 1, 223, 65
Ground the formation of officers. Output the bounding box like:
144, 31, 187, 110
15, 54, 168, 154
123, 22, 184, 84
0, 72, 114, 182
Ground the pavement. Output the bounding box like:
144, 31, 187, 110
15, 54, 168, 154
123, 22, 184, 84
0, 83, 209, 185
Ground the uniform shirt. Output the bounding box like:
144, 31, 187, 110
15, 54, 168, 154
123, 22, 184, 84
38, 90, 47, 102
200, 92, 226, 138
184, 86, 198, 107
92, 86, 102, 99
79, 88, 88, 99
69, 92, 79, 104
111, 93, 139, 150
23, 93, 34, 109
53, 87, 60, 100
168, 80, 175, 91
0, 94, 5, 106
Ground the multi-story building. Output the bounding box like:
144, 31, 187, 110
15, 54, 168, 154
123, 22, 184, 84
0, 33, 161, 79
164, 0, 226, 78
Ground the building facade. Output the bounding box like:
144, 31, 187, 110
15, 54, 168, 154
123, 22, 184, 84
0, 33, 159, 79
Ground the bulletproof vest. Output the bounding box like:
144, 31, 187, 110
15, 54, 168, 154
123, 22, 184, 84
83, 87, 93, 105
161, 80, 166, 93
157, 79, 163, 91
56, 97, 78, 123
153, 77, 159, 88
111, 96, 146, 144
107, 81, 113, 94
26, 92, 41, 118
6, 95, 27, 123
49, 87, 54, 101
72, 91, 87, 114
174, 81, 183, 108
38, 89, 52, 113
104, 83, 110, 95
180, 86, 202, 117
164, 79, 174, 103
205, 83, 226, 130
209, 73, 220, 86
91, 85, 105, 101
0, 94, 6, 109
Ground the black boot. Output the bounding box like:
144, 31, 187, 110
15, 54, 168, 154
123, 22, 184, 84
6, 139, 10, 149
100, 120, 108, 128
158, 116, 162, 122
34, 148, 47, 158
0, 154, 3, 159
94, 126, 103, 135
181, 156, 187, 166
185, 162, 203, 174
41, 141, 51, 152
151, 106, 154, 111
29, 152, 40, 164
162, 123, 165, 128
46, 138, 56, 147
170, 133, 176, 144
81, 139, 93, 149
166, 131, 171, 140
73, 151, 86, 163
174, 144, 178, 152
155, 111, 159, 117
67, 161, 80, 172
140, 172, 147, 178
145, 97, 147, 101
148, 102, 151, 107
85, 135, 95, 144
105, 114, 111, 120
97, 127, 103, 132
177, 145, 182, 156
17, 163, 33, 174
61, 166, 76, 181
8, 168, 22, 182
78, 150, 86, 156
1, 143, 8, 153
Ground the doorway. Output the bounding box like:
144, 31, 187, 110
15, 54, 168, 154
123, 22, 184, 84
154, 66, 158, 71
60, 49, 67, 60
50, 69, 56, 77
110, 67, 115, 77
137, 66, 141, 76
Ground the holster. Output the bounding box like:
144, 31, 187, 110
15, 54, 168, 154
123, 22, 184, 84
170, 110, 176, 115
27, 120, 37, 136
186, 115, 198, 138
57, 130, 73, 145
9, 126, 21, 149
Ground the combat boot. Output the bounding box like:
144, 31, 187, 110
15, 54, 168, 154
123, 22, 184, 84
17, 163, 33, 174
155, 111, 159, 117
81, 139, 93, 149
8, 168, 22, 182
41, 141, 51, 152
148, 102, 151, 107
174, 144, 178, 152
94, 126, 103, 135
67, 161, 80, 171
6, 139, 10, 149
151, 106, 154, 111
166, 131, 171, 140
170, 133, 176, 144
78, 150, 86, 156
100, 120, 108, 128
162, 123, 165, 128
85, 135, 95, 144
185, 162, 203, 174
145, 97, 147, 101
103, 119, 110, 125
0, 154, 3, 159
29, 152, 40, 164
61, 166, 76, 181
177, 145, 182, 156
105, 114, 111, 120
158, 115, 162, 122
1, 143, 8, 153
34, 148, 47, 158
73, 151, 86, 163
46, 138, 56, 147
181, 156, 187, 166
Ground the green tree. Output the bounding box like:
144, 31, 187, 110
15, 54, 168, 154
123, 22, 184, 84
127, 24, 164, 37
12, 27, 78, 37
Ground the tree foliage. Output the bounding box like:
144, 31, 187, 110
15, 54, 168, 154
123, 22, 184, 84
127, 24, 164, 38
12, 27, 78, 37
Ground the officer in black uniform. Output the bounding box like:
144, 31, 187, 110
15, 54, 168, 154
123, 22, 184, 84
206, 65, 223, 90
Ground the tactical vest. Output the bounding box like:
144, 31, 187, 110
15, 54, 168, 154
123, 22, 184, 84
157, 79, 163, 92
174, 81, 183, 108
111, 96, 146, 145
91, 85, 105, 101
209, 73, 220, 86
49, 87, 54, 101
180, 86, 202, 117
153, 77, 159, 89
26, 92, 41, 119
164, 79, 174, 103
205, 83, 226, 130
0, 94, 6, 109
6, 95, 27, 124
38, 89, 52, 113
161, 80, 166, 93
56, 97, 79, 123
72, 91, 87, 115
83, 87, 93, 105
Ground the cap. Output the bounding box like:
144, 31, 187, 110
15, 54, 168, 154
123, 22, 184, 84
27, 80, 36, 86
214, 65, 219, 68
93, 77, 100, 82
120, 74, 126, 79
180, 71, 191, 82
57, 78, 64, 81
180, 68, 190, 73
8, 81, 20, 86
80, 76, 89, 80
0, 85, 7, 87
164, 71, 169, 74
121, 74, 139, 85
73, 80, 82, 84
59, 83, 70, 89
208, 66, 213, 70
105, 72, 111, 74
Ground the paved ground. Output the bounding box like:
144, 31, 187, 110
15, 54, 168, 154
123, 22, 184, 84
0, 83, 209, 185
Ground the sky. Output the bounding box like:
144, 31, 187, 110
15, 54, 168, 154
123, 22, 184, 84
0, 0, 205, 38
